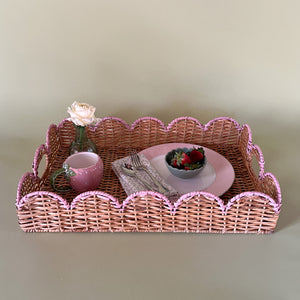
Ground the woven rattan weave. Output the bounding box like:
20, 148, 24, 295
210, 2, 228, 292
16, 117, 281, 233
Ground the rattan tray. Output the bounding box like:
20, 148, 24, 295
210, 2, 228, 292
16, 117, 281, 233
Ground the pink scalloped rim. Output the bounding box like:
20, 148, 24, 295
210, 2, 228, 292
174, 191, 226, 212
121, 190, 174, 211
70, 190, 121, 210
17, 190, 70, 210
16, 117, 282, 214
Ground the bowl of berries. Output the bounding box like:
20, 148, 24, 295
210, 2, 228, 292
165, 147, 206, 179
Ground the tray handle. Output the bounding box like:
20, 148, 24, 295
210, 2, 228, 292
249, 144, 265, 179
32, 144, 49, 179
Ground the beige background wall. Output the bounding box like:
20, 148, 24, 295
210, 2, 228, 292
1, 0, 300, 139
1, 1, 300, 300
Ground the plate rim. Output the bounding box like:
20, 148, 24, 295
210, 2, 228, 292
140, 142, 235, 197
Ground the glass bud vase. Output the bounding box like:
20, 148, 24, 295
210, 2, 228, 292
69, 125, 97, 155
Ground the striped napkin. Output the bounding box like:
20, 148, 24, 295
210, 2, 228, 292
112, 153, 179, 203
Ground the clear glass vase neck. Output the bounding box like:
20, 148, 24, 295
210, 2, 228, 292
69, 124, 97, 155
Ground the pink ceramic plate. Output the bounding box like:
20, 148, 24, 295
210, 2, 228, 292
140, 143, 235, 196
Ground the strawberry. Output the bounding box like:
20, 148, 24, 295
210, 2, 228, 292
172, 159, 179, 168
169, 148, 205, 170
189, 148, 204, 163
181, 153, 192, 165
174, 151, 192, 167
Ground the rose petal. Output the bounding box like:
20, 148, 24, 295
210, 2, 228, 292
67, 101, 97, 126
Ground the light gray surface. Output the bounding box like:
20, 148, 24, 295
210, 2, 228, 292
1, 120, 300, 300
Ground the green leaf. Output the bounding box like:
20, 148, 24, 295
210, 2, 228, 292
63, 163, 76, 177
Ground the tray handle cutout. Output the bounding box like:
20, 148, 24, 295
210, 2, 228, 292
32, 144, 49, 179
250, 144, 265, 179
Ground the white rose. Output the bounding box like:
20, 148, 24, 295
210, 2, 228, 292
67, 101, 98, 126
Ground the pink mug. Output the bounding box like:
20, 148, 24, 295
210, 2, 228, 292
50, 152, 103, 193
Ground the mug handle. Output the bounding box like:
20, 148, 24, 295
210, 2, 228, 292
50, 163, 75, 192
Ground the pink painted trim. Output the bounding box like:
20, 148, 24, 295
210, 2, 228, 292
131, 117, 166, 130
121, 190, 174, 212
91, 117, 132, 132
16, 188, 281, 214
167, 116, 201, 131
17, 191, 70, 210
70, 190, 121, 210
174, 191, 226, 213
226, 190, 281, 214
64, 116, 242, 133
174, 187, 281, 215
204, 117, 241, 131
60, 116, 243, 135
167, 116, 242, 132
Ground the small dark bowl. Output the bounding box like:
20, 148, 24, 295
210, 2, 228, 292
165, 147, 206, 179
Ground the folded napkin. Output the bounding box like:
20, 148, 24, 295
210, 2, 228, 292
112, 153, 180, 203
